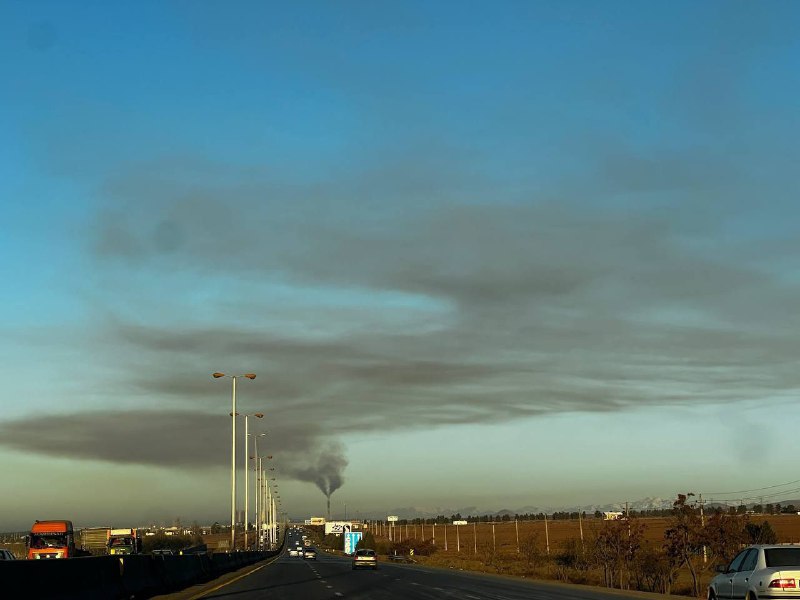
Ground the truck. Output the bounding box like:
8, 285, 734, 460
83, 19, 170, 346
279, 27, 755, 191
79, 527, 111, 555
107, 528, 142, 555
27, 520, 77, 559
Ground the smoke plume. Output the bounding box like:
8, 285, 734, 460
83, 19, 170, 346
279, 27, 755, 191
284, 441, 348, 512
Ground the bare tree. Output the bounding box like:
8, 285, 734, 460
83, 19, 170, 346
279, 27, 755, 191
664, 493, 703, 597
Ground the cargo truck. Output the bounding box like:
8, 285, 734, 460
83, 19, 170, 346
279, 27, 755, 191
27, 520, 77, 559
107, 528, 142, 555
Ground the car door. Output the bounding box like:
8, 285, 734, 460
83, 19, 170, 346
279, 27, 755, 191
731, 549, 758, 599
717, 550, 750, 600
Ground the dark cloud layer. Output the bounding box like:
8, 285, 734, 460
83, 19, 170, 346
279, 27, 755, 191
0, 410, 347, 494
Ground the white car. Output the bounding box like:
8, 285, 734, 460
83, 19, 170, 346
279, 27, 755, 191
709, 545, 800, 600
288, 548, 299, 557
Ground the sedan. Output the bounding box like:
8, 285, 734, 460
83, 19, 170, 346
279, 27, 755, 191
288, 548, 299, 557
352, 548, 378, 570
709, 545, 800, 600
303, 547, 317, 560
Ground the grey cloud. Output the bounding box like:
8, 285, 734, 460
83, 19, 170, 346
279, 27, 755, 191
0, 409, 347, 490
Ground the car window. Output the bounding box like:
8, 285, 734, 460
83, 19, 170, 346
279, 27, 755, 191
728, 549, 749, 572
739, 549, 758, 572
765, 548, 800, 567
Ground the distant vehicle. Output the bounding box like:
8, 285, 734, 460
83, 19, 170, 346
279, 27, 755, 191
303, 547, 317, 560
107, 528, 142, 555
79, 527, 111, 555
289, 548, 299, 557
0, 549, 16, 560
27, 520, 77, 559
151, 549, 175, 556
352, 548, 377, 570
708, 545, 800, 600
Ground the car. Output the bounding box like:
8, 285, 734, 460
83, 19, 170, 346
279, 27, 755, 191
0, 549, 16, 560
303, 547, 317, 560
352, 548, 378, 570
288, 548, 299, 556
708, 544, 800, 600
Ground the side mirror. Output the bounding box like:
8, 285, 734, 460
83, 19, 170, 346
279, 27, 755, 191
715, 564, 728, 573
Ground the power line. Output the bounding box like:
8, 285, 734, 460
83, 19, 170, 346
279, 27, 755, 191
705, 479, 800, 496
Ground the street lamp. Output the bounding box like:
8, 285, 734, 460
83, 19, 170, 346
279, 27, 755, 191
241, 413, 263, 550
250, 434, 266, 548
213, 371, 256, 551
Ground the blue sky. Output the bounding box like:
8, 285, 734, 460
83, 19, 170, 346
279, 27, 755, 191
1, 1, 800, 529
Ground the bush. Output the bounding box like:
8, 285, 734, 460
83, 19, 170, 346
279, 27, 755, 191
745, 521, 777, 545
356, 532, 376, 551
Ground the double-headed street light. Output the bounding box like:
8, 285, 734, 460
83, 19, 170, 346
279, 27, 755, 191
213, 371, 256, 551
241, 414, 263, 550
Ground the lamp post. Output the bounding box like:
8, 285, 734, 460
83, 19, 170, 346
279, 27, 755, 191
242, 414, 263, 550
251, 434, 266, 548
213, 371, 256, 551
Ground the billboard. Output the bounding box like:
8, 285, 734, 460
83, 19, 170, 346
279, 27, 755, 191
309, 517, 326, 525
324, 521, 353, 535
452, 520, 468, 525
387, 516, 399, 522
343, 531, 363, 555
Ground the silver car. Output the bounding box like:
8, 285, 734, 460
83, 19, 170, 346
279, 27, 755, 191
709, 545, 800, 600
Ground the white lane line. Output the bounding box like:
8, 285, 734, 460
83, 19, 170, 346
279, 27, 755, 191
335, 594, 344, 598
327, 585, 333, 589
411, 582, 420, 586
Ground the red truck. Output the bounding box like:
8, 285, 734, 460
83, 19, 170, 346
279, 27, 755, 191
27, 520, 77, 559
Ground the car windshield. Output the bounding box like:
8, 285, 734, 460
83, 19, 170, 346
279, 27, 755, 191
357, 550, 375, 556
30, 534, 67, 548
765, 548, 800, 567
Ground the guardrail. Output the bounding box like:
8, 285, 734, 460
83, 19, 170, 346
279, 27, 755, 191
0, 550, 278, 600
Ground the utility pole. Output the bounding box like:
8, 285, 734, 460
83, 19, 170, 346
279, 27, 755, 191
515, 518, 520, 553
625, 501, 631, 539
700, 494, 707, 565
579, 510, 584, 549
544, 513, 550, 555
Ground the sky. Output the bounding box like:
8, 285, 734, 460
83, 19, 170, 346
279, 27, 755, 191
1, 0, 800, 530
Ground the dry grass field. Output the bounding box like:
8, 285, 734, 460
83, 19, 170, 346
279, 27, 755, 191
376, 514, 800, 556
370, 514, 800, 597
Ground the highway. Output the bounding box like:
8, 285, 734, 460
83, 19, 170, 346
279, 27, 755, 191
193, 532, 679, 600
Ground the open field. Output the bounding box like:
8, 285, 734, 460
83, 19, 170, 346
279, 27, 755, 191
368, 515, 800, 597
374, 514, 800, 555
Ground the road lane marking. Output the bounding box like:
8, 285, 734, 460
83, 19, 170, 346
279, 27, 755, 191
335, 594, 344, 597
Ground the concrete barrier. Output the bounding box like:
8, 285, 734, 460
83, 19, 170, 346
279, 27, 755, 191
0, 550, 280, 599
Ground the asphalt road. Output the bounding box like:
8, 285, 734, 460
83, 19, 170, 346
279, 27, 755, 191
195, 534, 683, 600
